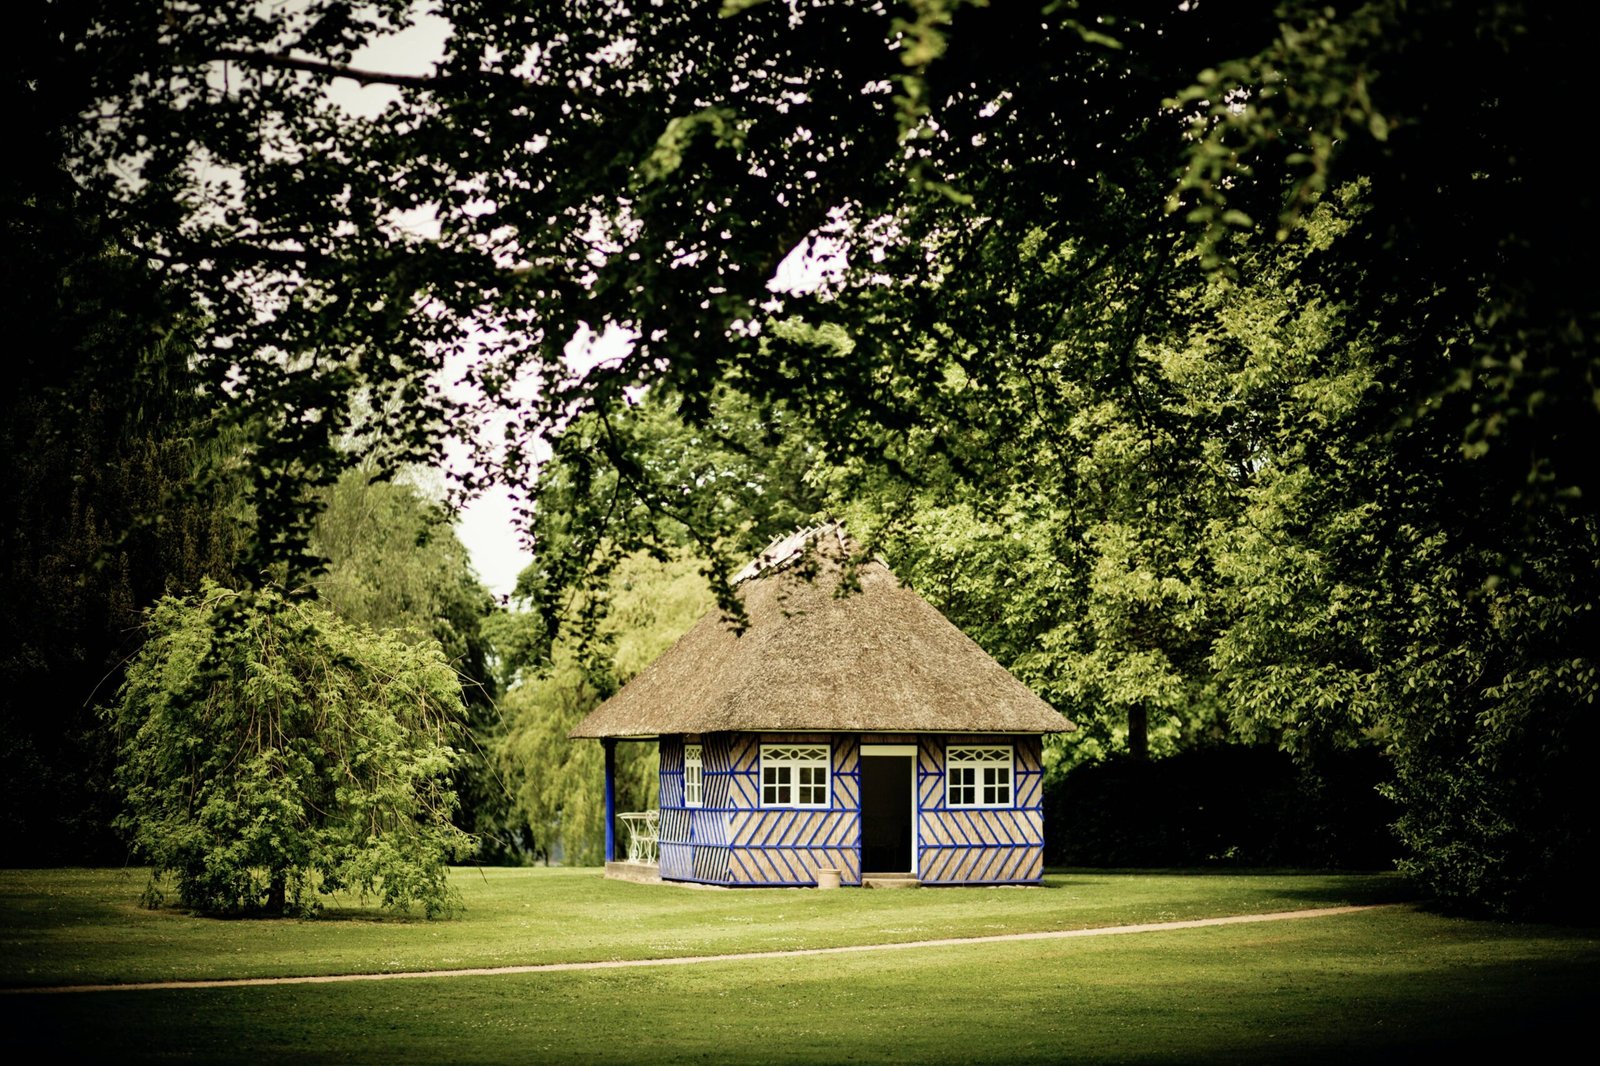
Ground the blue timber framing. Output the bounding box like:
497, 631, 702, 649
603, 737, 617, 864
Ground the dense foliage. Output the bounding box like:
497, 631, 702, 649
0, 214, 247, 864
1044, 747, 1397, 869
7, 1, 1595, 917
109, 584, 474, 916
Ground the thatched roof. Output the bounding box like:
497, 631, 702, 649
570, 524, 1075, 739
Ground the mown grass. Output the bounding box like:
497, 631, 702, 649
0, 866, 1407, 986
4, 903, 1595, 1064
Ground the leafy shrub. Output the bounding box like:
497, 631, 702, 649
108, 583, 474, 916
1385, 644, 1597, 921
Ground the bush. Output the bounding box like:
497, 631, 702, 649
1386, 682, 1597, 921
107, 583, 474, 917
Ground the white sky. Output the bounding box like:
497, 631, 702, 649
331, 13, 540, 599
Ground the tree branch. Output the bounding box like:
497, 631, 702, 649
208, 47, 530, 95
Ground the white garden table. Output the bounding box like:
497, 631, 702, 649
618, 810, 659, 865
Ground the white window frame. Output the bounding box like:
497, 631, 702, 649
760, 744, 831, 808
683, 743, 703, 808
946, 745, 1014, 808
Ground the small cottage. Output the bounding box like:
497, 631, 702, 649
569, 523, 1075, 886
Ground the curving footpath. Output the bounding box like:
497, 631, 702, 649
10, 903, 1399, 995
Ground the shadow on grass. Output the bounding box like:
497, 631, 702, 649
1045, 867, 1419, 906
127, 900, 440, 924
210, 908, 435, 924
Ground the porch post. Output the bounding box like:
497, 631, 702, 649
603, 737, 617, 863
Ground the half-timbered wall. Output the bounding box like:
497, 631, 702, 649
656, 732, 1045, 886
728, 733, 861, 886
658, 734, 735, 883
917, 735, 1044, 883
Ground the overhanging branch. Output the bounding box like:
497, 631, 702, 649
208, 47, 533, 96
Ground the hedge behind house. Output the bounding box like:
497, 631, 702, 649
1044, 746, 1398, 869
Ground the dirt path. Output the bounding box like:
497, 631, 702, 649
11, 903, 1398, 995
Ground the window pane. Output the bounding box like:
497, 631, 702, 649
761, 745, 829, 806
950, 748, 1012, 806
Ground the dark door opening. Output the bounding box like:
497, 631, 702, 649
860, 755, 913, 873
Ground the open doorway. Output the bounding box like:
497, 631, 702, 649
859, 746, 916, 874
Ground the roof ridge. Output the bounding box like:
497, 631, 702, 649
568, 525, 1076, 738
729, 519, 851, 585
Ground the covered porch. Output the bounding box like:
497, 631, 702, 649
601, 736, 661, 883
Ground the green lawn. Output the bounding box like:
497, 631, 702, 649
2, 868, 1594, 1063
0, 865, 1405, 987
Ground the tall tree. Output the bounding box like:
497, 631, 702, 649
308, 465, 514, 860
0, 211, 247, 863
23, 0, 1598, 916
1200, 185, 1599, 918
40, 0, 1283, 579
34, 0, 1594, 587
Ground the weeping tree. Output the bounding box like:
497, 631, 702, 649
109, 583, 474, 917
498, 552, 714, 865
308, 465, 519, 862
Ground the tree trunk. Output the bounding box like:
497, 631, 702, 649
1128, 704, 1149, 761
266, 872, 287, 915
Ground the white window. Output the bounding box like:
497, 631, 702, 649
947, 745, 1013, 807
684, 743, 703, 808
760, 744, 830, 807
